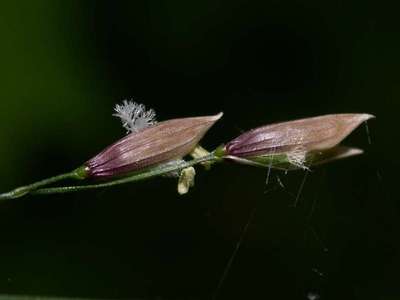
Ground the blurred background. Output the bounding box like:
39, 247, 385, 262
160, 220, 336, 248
0, 1, 399, 299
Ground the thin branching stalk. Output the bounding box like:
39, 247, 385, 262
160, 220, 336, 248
0, 167, 86, 200
2, 154, 218, 198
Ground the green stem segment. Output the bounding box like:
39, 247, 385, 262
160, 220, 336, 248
0, 166, 88, 200
0, 154, 217, 200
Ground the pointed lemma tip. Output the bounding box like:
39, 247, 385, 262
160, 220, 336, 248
342, 147, 364, 157
330, 146, 364, 160
360, 113, 376, 122
212, 112, 224, 121
344, 113, 375, 129
204, 112, 223, 123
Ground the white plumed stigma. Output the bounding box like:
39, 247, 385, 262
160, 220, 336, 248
113, 100, 157, 134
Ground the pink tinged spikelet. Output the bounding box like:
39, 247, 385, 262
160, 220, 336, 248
85, 113, 223, 178
224, 113, 374, 166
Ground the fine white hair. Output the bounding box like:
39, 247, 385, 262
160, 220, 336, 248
113, 100, 157, 134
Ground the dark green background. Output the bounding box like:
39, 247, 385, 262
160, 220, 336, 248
0, 1, 398, 299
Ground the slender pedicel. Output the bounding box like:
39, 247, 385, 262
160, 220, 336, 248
31, 154, 217, 196
0, 167, 87, 200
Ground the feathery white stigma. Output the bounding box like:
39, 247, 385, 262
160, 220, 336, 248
113, 100, 157, 134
